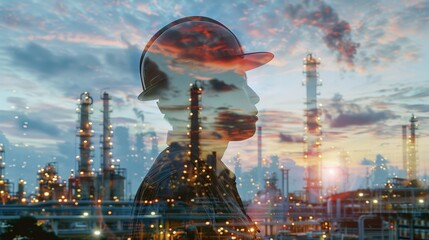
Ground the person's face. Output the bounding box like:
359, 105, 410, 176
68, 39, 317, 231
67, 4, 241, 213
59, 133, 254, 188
202, 71, 260, 141
158, 68, 260, 142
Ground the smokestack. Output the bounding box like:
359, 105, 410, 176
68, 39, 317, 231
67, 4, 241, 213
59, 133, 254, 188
257, 126, 262, 187
188, 81, 206, 194
101, 92, 113, 171
402, 125, 408, 178
76, 92, 95, 200
303, 53, 322, 204
17, 179, 26, 204
0, 144, 4, 180
99, 92, 116, 201
0, 144, 11, 204
77, 92, 94, 175
408, 114, 418, 180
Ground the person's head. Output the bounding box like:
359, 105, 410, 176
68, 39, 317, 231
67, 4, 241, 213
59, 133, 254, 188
138, 16, 273, 142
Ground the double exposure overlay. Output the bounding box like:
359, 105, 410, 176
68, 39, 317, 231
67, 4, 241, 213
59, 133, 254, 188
132, 16, 273, 239
1, 1, 428, 239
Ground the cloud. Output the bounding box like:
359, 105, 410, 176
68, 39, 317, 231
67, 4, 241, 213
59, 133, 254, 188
351, 2, 428, 70
6, 97, 27, 109
208, 79, 238, 91
133, 107, 145, 122
358, 37, 419, 69
136, 2, 160, 16
104, 41, 141, 80
360, 158, 373, 166
326, 93, 397, 128
258, 110, 302, 126
279, 133, 303, 143
330, 109, 396, 128
110, 117, 139, 125
402, 104, 429, 113
283, 0, 360, 66
7, 42, 100, 77
395, 1, 429, 31
16, 113, 62, 137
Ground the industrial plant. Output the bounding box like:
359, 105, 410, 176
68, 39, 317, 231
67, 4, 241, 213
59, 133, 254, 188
0, 54, 428, 239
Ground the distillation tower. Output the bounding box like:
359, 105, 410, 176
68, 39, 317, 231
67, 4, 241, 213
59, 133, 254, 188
99, 92, 125, 201
189, 82, 202, 164
408, 114, 418, 180
402, 125, 408, 179
37, 162, 66, 201
0, 143, 11, 204
302, 53, 323, 204
186, 81, 215, 196
76, 92, 95, 200
257, 126, 263, 188
101, 92, 114, 172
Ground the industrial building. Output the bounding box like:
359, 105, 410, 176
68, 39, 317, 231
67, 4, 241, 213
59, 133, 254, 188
0, 55, 427, 239
302, 53, 323, 204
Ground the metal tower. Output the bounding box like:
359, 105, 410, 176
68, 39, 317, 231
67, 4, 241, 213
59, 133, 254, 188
187, 81, 212, 196
402, 125, 408, 178
76, 92, 95, 200
100, 92, 114, 201
189, 82, 202, 162
0, 143, 11, 204
98, 92, 126, 201
408, 114, 418, 180
302, 53, 323, 204
101, 92, 113, 171
257, 126, 263, 188
17, 179, 26, 204
0, 144, 5, 181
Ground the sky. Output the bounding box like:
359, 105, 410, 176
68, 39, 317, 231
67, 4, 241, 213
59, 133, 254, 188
1, 0, 428, 196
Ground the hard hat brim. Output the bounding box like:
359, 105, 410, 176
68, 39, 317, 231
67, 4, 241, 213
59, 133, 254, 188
138, 51, 274, 101
238, 52, 274, 72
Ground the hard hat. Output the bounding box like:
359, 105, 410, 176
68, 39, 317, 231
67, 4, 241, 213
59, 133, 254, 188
138, 16, 274, 101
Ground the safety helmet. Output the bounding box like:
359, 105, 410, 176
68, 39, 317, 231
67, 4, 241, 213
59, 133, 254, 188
138, 16, 273, 101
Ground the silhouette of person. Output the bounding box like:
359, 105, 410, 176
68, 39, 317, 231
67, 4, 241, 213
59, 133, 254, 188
132, 16, 273, 239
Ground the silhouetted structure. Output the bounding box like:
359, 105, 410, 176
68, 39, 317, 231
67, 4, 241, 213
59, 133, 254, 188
75, 92, 95, 200
408, 114, 418, 180
37, 162, 66, 202
257, 126, 263, 188
98, 92, 126, 201
402, 125, 408, 178
0, 143, 11, 204
132, 16, 273, 239
372, 154, 388, 188
303, 53, 323, 204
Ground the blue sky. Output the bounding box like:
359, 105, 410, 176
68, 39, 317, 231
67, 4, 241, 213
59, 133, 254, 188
1, 0, 428, 195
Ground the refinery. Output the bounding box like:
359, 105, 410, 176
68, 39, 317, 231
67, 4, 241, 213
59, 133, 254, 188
0, 54, 428, 240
